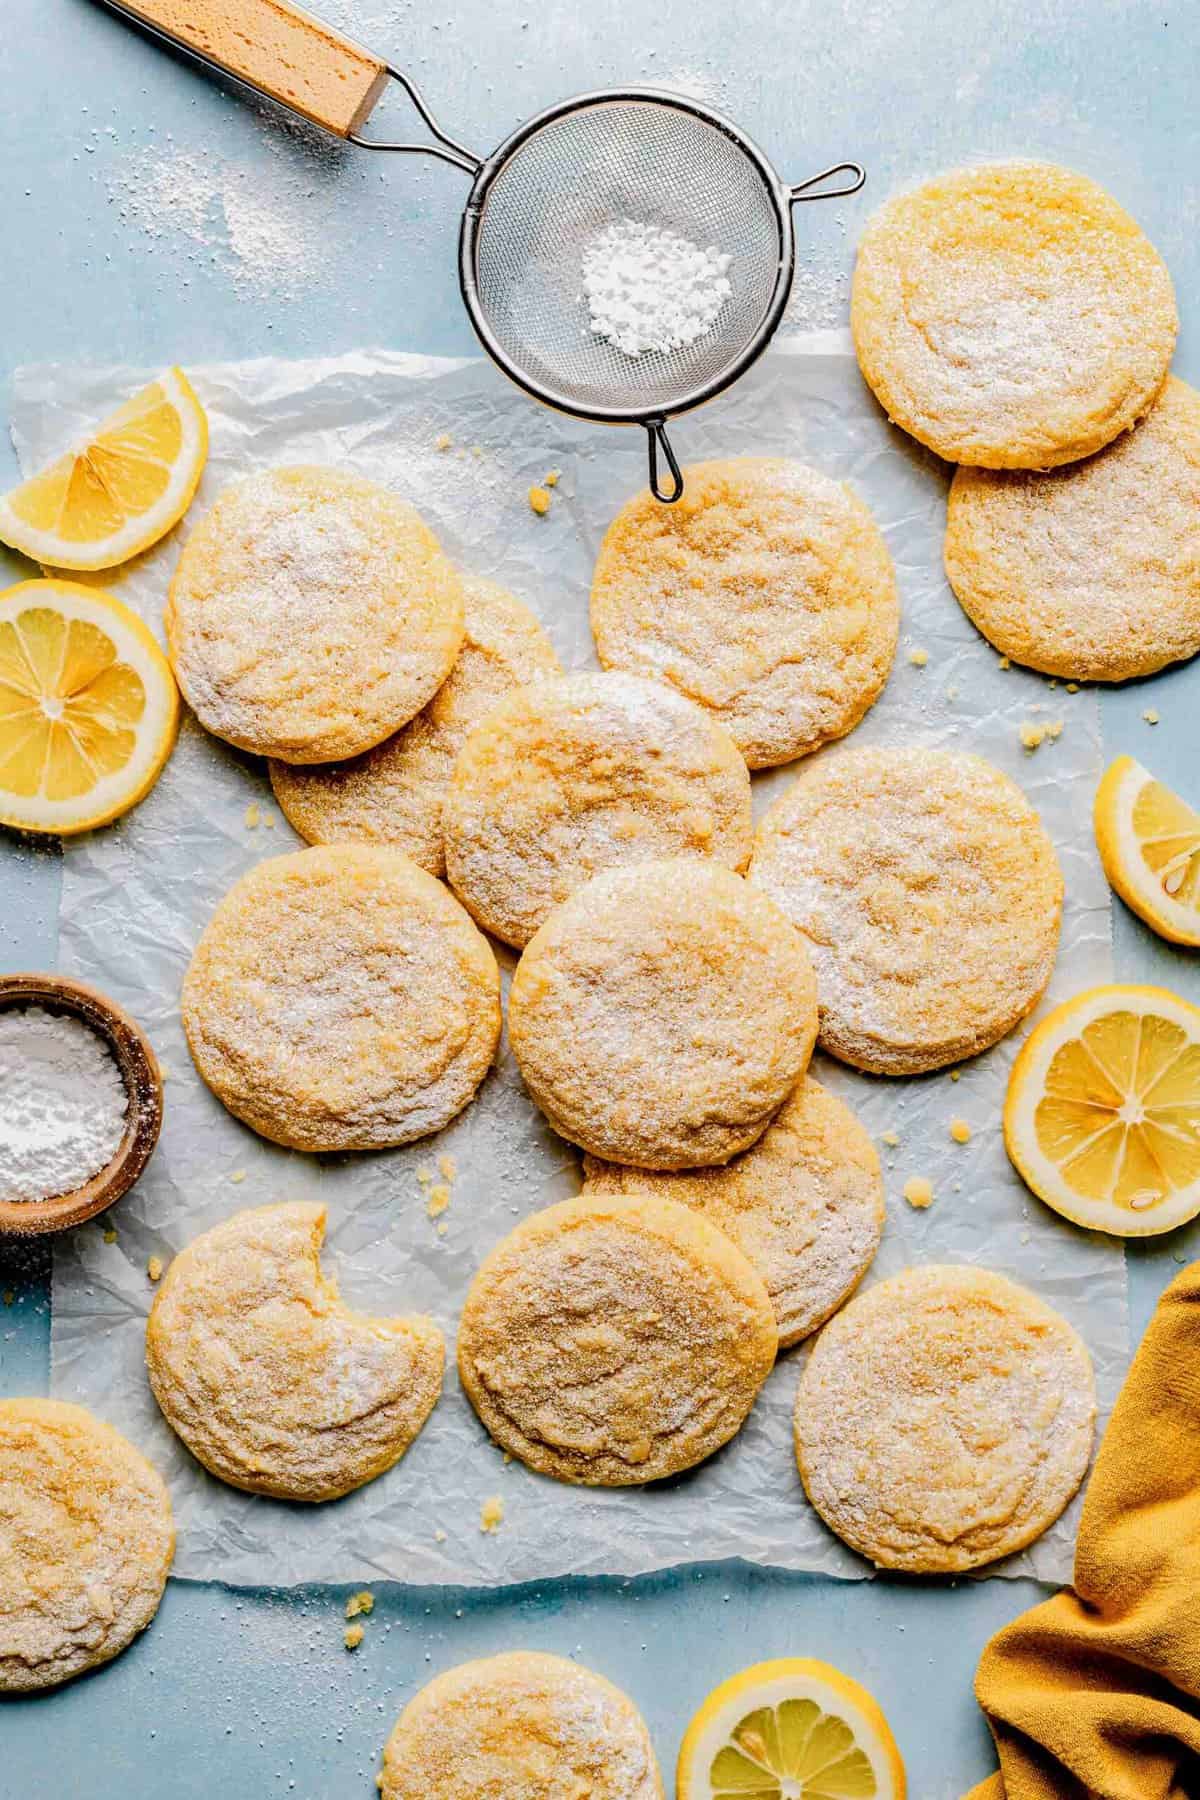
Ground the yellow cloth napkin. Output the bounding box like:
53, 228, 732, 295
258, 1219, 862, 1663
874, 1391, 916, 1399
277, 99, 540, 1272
965, 1260, 1200, 1800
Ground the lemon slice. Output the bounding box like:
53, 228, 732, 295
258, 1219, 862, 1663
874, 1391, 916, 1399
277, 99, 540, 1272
0, 579, 179, 834
677, 1658, 905, 1800
1005, 983, 1200, 1236
1094, 754, 1200, 947
0, 369, 208, 572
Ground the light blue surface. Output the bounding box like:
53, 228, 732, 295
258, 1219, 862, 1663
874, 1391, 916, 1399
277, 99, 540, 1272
2, 2, 1199, 1793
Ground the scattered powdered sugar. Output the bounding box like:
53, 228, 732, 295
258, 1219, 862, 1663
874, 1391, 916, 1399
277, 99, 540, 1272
0, 1008, 127, 1203
581, 219, 732, 357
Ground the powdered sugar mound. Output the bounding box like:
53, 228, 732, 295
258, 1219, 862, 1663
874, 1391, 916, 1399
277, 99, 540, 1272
581, 219, 732, 357
0, 1008, 127, 1203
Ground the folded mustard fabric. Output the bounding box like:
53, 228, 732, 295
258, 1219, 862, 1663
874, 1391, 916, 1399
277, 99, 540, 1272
965, 1260, 1200, 1800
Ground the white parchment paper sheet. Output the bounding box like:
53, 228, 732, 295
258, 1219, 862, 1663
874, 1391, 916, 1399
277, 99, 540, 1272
11, 344, 1126, 1587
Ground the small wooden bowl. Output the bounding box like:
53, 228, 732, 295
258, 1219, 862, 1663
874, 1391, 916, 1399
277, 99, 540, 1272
0, 974, 164, 1237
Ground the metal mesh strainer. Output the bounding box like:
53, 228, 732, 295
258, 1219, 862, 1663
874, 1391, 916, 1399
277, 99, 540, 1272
100, 1, 864, 500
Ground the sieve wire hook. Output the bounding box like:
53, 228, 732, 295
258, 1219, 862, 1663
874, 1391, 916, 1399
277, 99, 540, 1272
644, 418, 684, 505
348, 66, 481, 175
788, 162, 866, 205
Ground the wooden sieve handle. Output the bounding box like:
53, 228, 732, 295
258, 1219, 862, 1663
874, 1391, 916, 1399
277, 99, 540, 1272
104, 0, 390, 139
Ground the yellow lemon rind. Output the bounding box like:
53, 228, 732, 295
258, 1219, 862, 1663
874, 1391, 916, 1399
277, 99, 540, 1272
1094, 754, 1200, 948
0, 368, 208, 573
676, 1656, 906, 1800
1004, 982, 1200, 1238
0, 578, 180, 836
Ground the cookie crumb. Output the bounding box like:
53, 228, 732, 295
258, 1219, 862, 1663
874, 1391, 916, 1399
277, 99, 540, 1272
416, 1165, 434, 1184
344, 1624, 365, 1651
435, 433, 452, 451
345, 1590, 375, 1620
244, 803, 260, 829
427, 1184, 450, 1220
544, 470, 561, 488
949, 1069, 961, 1082
1066, 682, 1079, 694
1046, 719, 1063, 740
436, 1221, 448, 1238
434, 1528, 447, 1543
438, 1154, 457, 1181
528, 485, 551, 516
998, 655, 1010, 670
471, 445, 483, 459
908, 647, 928, 667
881, 1130, 899, 1148
480, 1494, 505, 1533
903, 1176, 934, 1209
103, 1226, 118, 1244
2, 1290, 14, 1307
1143, 708, 1160, 725
229, 1168, 246, 1184
1019, 722, 1047, 751
263, 811, 276, 828
147, 1255, 164, 1282
949, 1119, 971, 1144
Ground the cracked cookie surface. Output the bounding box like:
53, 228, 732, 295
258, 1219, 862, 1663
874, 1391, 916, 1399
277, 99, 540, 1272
794, 1264, 1095, 1572
443, 670, 753, 948
590, 458, 897, 768
380, 1652, 663, 1800
851, 161, 1176, 469
749, 747, 1062, 1074
182, 844, 500, 1151
508, 859, 817, 1169
147, 1202, 443, 1501
0, 1399, 173, 1691
459, 1193, 776, 1485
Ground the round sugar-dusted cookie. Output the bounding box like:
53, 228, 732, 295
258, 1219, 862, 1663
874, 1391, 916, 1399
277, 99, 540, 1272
583, 1077, 883, 1348
508, 859, 818, 1169
458, 1193, 777, 1485
443, 670, 753, 948
794, 1265, 1096, 1572
270, 574, 561, 873
590, 458, 898, 767
182, 845, 500, 1151
0, 1398, 173, 1692
166, 466, 464, 762
749, 747, 1062, 1074
945, 375, 1200, 681
380, 1653, 663, 1800
147, 1202, 443, 1501
851, 161, 1177, 469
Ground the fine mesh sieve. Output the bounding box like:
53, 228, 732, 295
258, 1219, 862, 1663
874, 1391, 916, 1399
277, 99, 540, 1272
98, 0, 864, 500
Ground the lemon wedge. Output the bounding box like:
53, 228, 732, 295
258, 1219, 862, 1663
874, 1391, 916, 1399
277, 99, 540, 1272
677, 1658, 905, 1800
0, 369, 208, 572
1005, 983, 1200, 1236
1094, 754, 1200, 947
0, 579, 179, 835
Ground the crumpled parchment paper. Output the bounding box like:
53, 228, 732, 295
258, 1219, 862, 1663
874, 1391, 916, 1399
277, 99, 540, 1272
10, 342, 1125, 1587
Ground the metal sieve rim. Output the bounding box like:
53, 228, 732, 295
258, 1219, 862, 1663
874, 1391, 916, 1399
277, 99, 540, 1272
456, 87, 795, 427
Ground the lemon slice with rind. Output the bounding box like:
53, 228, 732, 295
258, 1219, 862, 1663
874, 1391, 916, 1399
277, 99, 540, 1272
1094, 754, 1200, 947
1005, 983, 1200, 1236
677, 1658, 905, 1800
0, 368, 208, 572
0, 579, 179, 834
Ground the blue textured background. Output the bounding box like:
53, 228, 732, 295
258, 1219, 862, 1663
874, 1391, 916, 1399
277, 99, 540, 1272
2, 2, 1198, 1793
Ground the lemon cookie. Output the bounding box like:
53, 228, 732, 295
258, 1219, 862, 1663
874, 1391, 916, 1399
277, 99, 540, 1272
583, 1078, 883, 1348
0, 1399, 173, 1691
458, 1193, 777, 1484
749, 747, 1062, 1074
945, 376, 1200, 681
443, 671, 754, 948
794, 1265, 1095, 1572
269, 575, 560, 874
166, 466, 464, 762
508, 859, 817, 1168
147, 1202, 443, 1500
380, 1652, 663, 1800
182, 845, 500, 1150
590, 458, 898, 768
852, 161, 1177, 470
